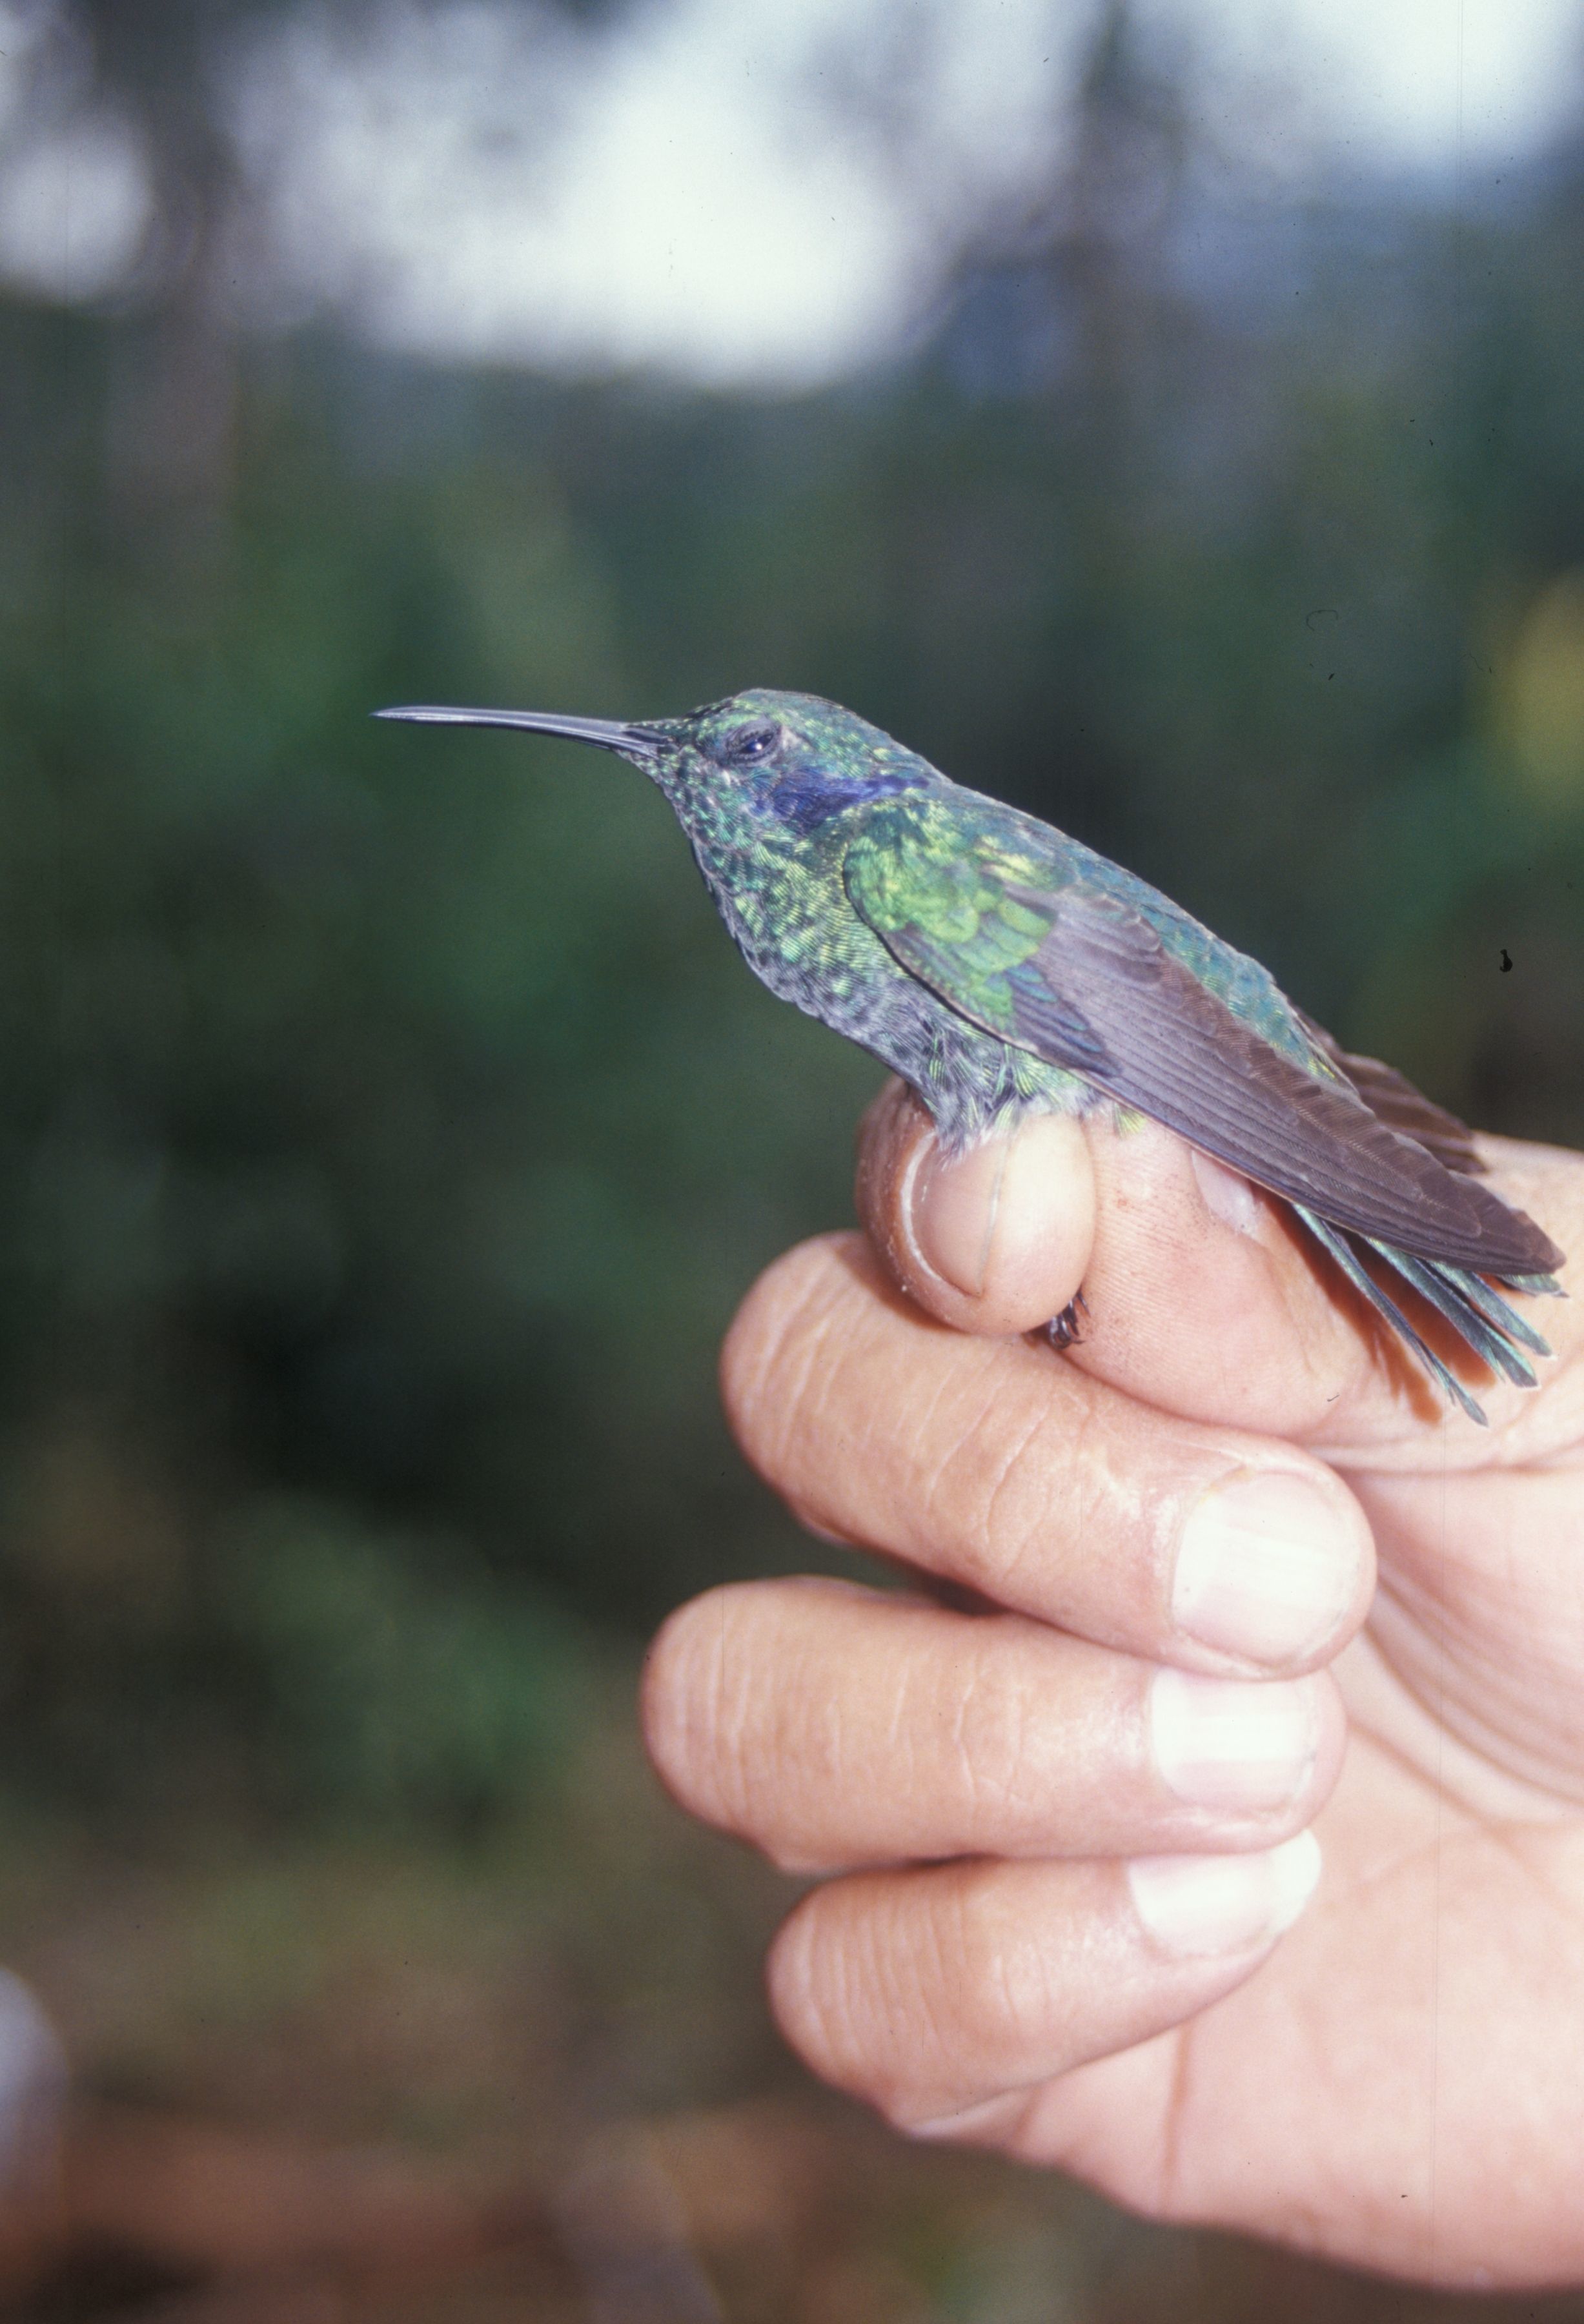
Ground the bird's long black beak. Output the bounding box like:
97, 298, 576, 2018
374, 705, 663, 760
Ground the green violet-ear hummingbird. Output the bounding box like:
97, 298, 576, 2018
376, 688, 1565, 1423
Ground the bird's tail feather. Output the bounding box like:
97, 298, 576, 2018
1435, 1263, 1558, 1355
1293, 1206, 1492, 1423
1294, 1210, 1562, 1423
1375, 1250, 1539, 1390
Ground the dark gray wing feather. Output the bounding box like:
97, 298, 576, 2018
1013, 890, 1562, 1279
1292, 1011, 1483, 1176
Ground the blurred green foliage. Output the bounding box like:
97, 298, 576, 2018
3, 70, 1584, 1836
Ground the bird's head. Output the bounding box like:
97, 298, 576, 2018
376, 688, 938, 846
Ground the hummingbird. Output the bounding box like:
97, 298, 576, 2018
377, 688, 1565, 1423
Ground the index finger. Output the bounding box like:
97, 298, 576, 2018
722, 1234, 1374, 1675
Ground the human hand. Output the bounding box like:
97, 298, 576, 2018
640, 1080, 1584, 2287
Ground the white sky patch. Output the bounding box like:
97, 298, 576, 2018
1, 0, 1582, 379
230, 0, 912, 383
0, 0, 152, 301
238, 0, 1580, 380
1166, 0, 1584, 184
0, 114, 150, 305
229, 0, 1069, 385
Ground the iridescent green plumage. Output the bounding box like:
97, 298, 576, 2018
846, 793, 1315, 1063
378, 686, 1566, 1423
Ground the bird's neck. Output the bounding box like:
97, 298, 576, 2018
681, 808, 846, 989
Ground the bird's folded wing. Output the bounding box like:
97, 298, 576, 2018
1290, 1011, 1484, 1176
846, 834, 1560, 1278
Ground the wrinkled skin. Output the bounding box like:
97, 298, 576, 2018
640, 1081, 1584, 2289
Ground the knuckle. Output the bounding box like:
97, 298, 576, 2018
917, 1373, 1062, 1595
942, 1381, 1161, 1640
950, 1635, 1044, 1824
719, 1234, 858, 1490
942, 1875, 1055, 2061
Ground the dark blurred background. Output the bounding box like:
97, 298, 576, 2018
1, 0, 1583, 2312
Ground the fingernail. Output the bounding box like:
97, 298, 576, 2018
1173, 1471, 1364, 1666
1150, 1667, 1319, 1811
1129, 1830, 1322, 1958
1190, 1149, 1260, 1236
910, 1138, 1011, 1296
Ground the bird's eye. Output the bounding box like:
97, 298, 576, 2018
722, 723, 780, 766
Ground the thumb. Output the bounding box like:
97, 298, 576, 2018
855, 1075, 1580, 1450
855, 1075, 1374, 1436
855, 1079, 1095, 1338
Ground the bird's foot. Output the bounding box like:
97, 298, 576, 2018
1047, 1290, 1089, 1352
